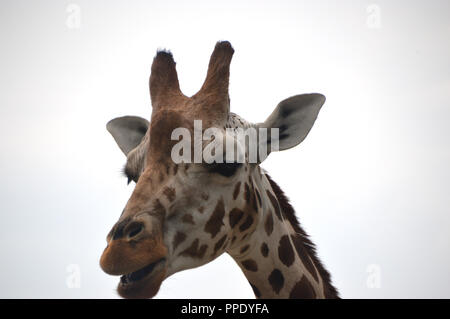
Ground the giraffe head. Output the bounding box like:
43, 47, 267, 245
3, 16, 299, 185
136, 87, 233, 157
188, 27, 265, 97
100, 41, 325, 298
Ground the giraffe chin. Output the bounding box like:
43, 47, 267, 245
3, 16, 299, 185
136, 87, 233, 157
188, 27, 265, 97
117, 258, 167, 299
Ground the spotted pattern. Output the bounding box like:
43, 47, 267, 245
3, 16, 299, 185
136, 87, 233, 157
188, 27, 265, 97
291, 234, 319, 282
153, 199, 166, 217
261, 243, 269, 257
213, 235, 227, 255
264, 212, 273, 236
239, 215, 253, 232
289, 276, 316, 299
250, 283, 261, 298
229, 208, 244, 228
163, 187, 176, 202
233, 182, 241, 200
241, 259, 258, 272
179, 239, 207, 259
255, 188, 262, 208
240, 245, 250, 254
172, 231, 186, 251
278, 235, 295, 267
104, 55, 339, 300
204, 199, 225, 238
244, 183, 251, 202
201, 193, 209, 201
268, 269, 284, 294
266, 191, 282, 220
182, 214, 195, 225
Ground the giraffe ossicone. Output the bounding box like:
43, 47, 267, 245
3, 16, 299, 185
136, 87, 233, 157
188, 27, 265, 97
101, 41, 339, 299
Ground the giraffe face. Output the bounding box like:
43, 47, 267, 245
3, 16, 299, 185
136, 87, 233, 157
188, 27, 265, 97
100, 41, 326, 298
101, 109, 256, 298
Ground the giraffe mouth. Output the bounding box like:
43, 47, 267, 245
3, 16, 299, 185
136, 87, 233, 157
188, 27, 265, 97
119, 258, 166, 285
117, 258, 167, 298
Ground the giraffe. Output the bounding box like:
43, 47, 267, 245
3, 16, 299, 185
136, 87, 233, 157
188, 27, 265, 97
100, 41, 339, 299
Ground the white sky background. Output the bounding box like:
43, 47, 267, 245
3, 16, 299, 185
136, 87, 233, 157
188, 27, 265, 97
0, 0, 449, 298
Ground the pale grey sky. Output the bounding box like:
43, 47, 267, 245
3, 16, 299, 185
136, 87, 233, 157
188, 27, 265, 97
0, 0, 449, 298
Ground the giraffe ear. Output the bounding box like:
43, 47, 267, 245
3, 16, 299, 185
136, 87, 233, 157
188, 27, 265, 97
257, 94, 325, 161
106, 116, 149, 156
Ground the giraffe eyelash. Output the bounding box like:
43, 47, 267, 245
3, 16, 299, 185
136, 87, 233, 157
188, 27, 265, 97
207, 162, 242, 177
121, 165, 135, 185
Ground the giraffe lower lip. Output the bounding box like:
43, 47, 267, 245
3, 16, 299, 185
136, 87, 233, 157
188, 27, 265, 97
120, 258, 166, 285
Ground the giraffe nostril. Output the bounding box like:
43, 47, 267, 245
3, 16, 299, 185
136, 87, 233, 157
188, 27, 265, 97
126, 222, 144, 240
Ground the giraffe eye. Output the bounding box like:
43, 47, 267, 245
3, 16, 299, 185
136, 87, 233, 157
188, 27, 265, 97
207, 162, 242, 177
122, 165, 138, 184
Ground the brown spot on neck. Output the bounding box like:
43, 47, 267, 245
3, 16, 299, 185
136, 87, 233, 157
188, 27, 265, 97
240, 245, 250, 254
264, 212, 274, 236
251, 189, 258, 212
255, 187, 262, 208
278, 235, 295, 267
250, 283, 261, 298
239, 215, 253, 232
291, 234, 319, 282
233, 182, 241, 200
179, 239, 207, 259
213, 234, 227, 256
241, 259, 258, 272
182, 214, 195, 225
229, 208, 244, 228
244, 183, 251, 202
163, 187, 176, 202
268, 269, 284, 294
204, 199, 225, 238
264, 173, 339, 298
261, 242, 269, 257
266, 191, 282, 221
289, 276, 317, 299
172, 231, 186, 251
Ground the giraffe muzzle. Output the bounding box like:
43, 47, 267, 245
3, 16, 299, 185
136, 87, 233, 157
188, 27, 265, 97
100, 214, 167, 273
99, 217, 168, 299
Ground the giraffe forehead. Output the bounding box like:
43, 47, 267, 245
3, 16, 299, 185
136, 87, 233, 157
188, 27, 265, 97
147, 110, 192, 159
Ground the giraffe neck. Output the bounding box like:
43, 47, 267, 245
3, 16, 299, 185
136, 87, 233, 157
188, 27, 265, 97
228, 172, 338, 299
